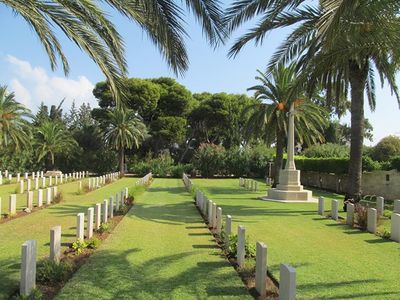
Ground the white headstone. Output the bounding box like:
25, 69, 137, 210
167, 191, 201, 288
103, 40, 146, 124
49, 176, 52, 186
216, 207, 222, 235
318, 197, 324, 215
212, 203, 217, 229
76, 213, 84, 240
279, 264, 296, 300
50, 226, 61, 263
42, 177, 46, 188
37, 189, 43, 207
27, 179, 31, 191
391, 213, 400, 242
95, 204, 101, 230
17, 173, 20, 182
27, 191, 33, 211
225, 215, 232, 248
46, 188, 52, 205
331, 200, 338, 220
35, 178, 39, 190
367, 208, 377, 234
125, 187, 129, 199
9, 194, 16, 215
346, 203, 354, 226
102, 199, 108, 223
237, 225, 245, 268
394, 200, 400, 214
376, 196, 384, 216
24, 172, 28, 180
87, 208, 94, 239
20, 240, 36, 296
20, 180, 24, 194
256, 241, 267, 297
109, 197, 114, 218
207, 200, 213, 225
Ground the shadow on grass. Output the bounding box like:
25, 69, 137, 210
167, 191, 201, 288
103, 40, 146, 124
57, 248, 248, 299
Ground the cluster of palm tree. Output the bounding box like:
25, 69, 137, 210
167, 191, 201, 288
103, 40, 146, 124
2, 0, 400, 200
0, 86, 147, 174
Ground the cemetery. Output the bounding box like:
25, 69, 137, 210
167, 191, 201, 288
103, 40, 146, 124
1, 1, 400, 299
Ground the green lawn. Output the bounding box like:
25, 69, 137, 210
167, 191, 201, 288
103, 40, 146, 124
193, 178, 400, 299
0, 177, 136, 299
56, 178, 250, 300
0, 178, 88, 213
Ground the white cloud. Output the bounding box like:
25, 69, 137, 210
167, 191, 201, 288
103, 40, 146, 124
5, 55, 97, 111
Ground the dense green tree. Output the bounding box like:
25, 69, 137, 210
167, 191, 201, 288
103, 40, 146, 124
0, 86, 31, 151
102, 109, 147, 176
225, 0, 400, 200
35, 120, 78, 169
371, 136, 400, 162
245, 64, 328, 186
1, 1, 226, 101
150, 116, 187, 152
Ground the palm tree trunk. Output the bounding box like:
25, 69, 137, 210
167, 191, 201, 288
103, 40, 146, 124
119, 147, 125, 177
347, 60, 368, 201
274, 128, 285, 187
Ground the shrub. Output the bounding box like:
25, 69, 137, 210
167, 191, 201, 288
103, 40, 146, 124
71, 239, 88, 255
294, 157, 349, 174
355, 204, 368, 229
247, 145, 275, 177
36, 259, 73, 284
371, 135, 400, 161
53, 192, 64, 204
362, 156, 381, 172
303, 143, 350, 158
86, 237, 101, 249
226, 234, 256, 259
170, 164, 193, 178
391, 156, 400, 171
98, 222, 111, 234
193, 143, 226, 177
225, 147, 250, 177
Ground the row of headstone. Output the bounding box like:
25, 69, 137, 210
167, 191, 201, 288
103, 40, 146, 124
0, 170, 90, 187
136, 172, 153, 186
239, 177, 258, 191
318, 196, 400, 243
19, 185, 129, 297
0, 187, 58, 218
182, 173, 192, 190
194, 188, 296, 299
80, 171, 120, 193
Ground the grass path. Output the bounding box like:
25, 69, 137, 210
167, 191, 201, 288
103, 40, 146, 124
0, 177, 136, 299
57, 178, 250, 300
194, 179, 400, 299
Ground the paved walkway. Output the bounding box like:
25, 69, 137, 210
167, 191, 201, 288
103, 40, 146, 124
57, 179, 249, 299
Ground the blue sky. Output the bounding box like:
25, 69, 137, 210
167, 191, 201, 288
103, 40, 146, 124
0, 2, 399, 146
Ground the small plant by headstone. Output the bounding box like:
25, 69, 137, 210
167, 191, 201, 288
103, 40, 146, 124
226, 234, 256, 259
71, 239, 88, 255
355, 204, 368, 229
86, 237, 101, 249
98, 222, 111, 234
36, 259, 73, 284
53, 192, 64, 204
12, 288, 43, 300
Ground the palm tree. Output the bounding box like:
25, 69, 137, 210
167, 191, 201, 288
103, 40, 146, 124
0, 86, 31, 151
35, 120, 78, 169
226, 0, 400, 200
102, 109, 147, 176
244, 64, 327, 186
2, 1, 226, 101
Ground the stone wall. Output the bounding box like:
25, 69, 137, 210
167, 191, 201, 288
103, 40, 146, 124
301, 170, 400, 200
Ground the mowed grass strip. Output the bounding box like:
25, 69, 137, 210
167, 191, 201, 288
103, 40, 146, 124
193, 178, 400, 299
0, 177, 137, 299
56, 178, 250, 300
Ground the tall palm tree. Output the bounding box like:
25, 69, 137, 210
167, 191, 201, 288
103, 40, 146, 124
35, 120, 78, 169
226, 0, 400, 200
102, 109, 147, 176
244, 64, 327, 185
0, 86, 31, 151
1, 0, 226, 101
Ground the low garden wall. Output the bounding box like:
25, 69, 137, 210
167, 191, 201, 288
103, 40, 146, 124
301, 170, 400, 200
